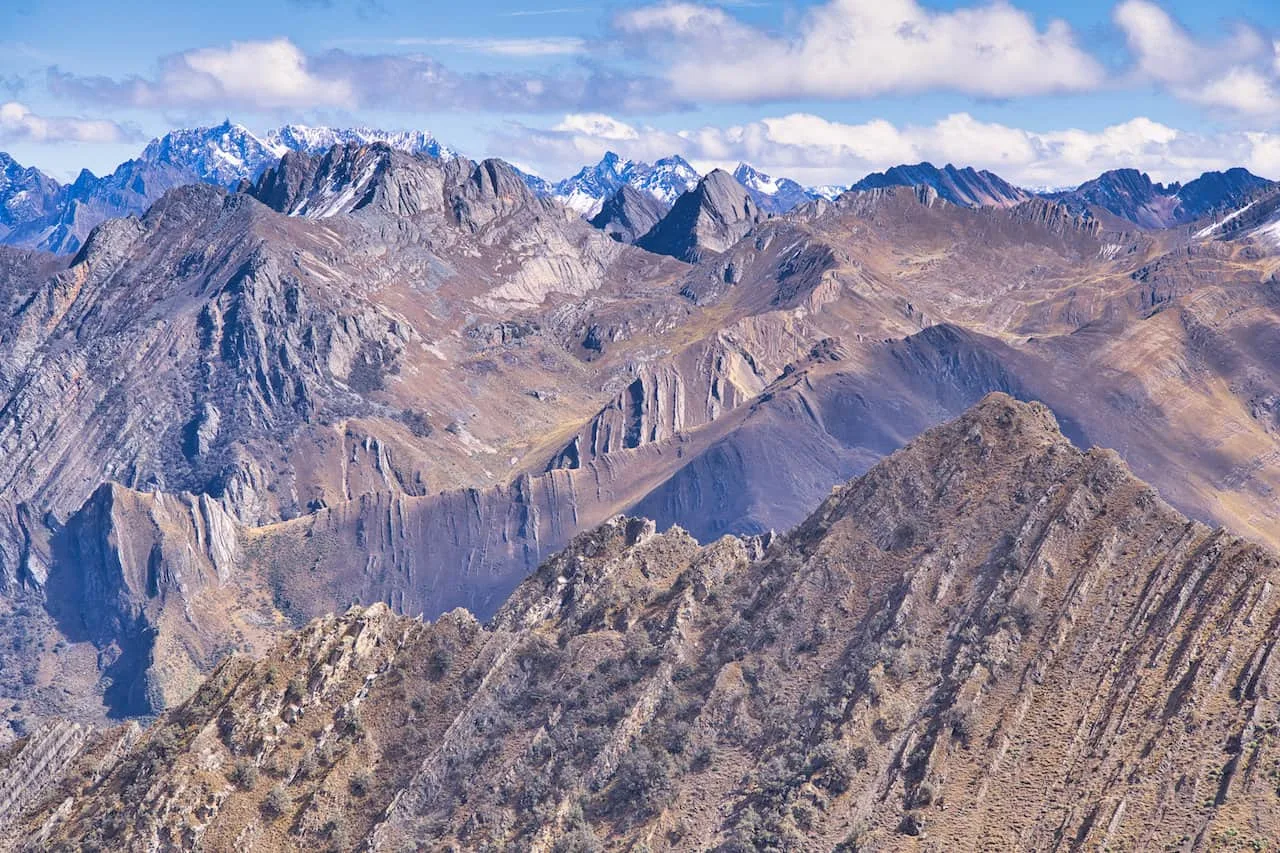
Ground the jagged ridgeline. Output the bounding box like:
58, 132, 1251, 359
3, 134, 1280, 741
4, 395, 1280, 851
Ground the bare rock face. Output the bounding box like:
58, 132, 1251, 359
589, 184, 670, 243
46, 484, 257, 716
10, 395, 1280, 851
637, 169, 766, 262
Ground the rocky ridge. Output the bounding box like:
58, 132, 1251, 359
636, 169, 767, 263
1047, 167, 1274, 229
849, 162, 1030, 208
7, 396, 1280, 851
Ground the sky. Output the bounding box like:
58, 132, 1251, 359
2, 0, 1280, 188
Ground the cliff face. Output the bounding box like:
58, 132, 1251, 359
10, 395, 1280, 851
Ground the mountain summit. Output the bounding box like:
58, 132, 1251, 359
850, 161, 1029, 208
636, 168, 765, 262
551, 151, 699, 216
0, 121, 460, 253
1047, 166, 1274, 228
732, 162, 814, 213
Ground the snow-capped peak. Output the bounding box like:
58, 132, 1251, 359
141, 120, 288, 187
550, 152, 701, 215
733, 162, 781, 195
267, 125, 456, 161
806, 185, 848, 201
137, 121, 459, 189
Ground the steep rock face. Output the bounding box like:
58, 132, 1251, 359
637, 169, 766, 263
850, 162, 1029, 208
45, 484, 259, 717
249, 143, 455, 220
12, 396, 1280, 851
588, 184, 669, 243
0, 144, 687, 721
0, 185, 418, 571
0, 154, 63, 243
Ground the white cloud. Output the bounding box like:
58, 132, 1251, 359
554, 113, 640, 139
1114, 0, 1280, 117
614, 0, 1106, 101
0, 102, 134, 144
496, 111, 1280, 188
139, 39, 354, 109
393, 37, 586, 56
48, 38, 678, 114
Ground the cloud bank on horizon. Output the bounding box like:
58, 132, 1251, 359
3, 0, 1279, 187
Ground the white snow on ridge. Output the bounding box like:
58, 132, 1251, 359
808, 185, 847, 201
1252, 217, 1280, 248
1194, 199, 1258, 239
735, 163, 781, 195
139, 121, 457, 189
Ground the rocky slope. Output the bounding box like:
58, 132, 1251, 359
588, 185, 670, 243
636, 169, 766, 262
8, 395, 1280, 851
0, 141, 692, 722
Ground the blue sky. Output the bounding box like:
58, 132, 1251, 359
2, 0, 1279, 187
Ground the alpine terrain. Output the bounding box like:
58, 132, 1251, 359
0, 99, 1279, 852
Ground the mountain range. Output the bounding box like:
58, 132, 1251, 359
5, 121, 1276, 259
0, 121, 456, 253
2, 118, 1280, 850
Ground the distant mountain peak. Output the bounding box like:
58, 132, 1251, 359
552, 152, 699, 216
635, 168, 764, 262
850, 162, 1029, 208
1048, 166, 1272, 228
588, 184, 670, 244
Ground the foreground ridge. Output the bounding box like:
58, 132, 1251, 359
3, 393, 1280, 851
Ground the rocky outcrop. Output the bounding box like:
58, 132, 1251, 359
637, 169, 765, 263
588, 184, 669, 243
46, 484, 252, 716
12, 396, 1280, 850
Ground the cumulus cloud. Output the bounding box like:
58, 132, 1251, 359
496, 111, 1280, 188
613, 0, 1106, 101
1114, 0, 1280, 117
0, 101, 137, 144
47, 38, 679, 114
48, 39, 356, 110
